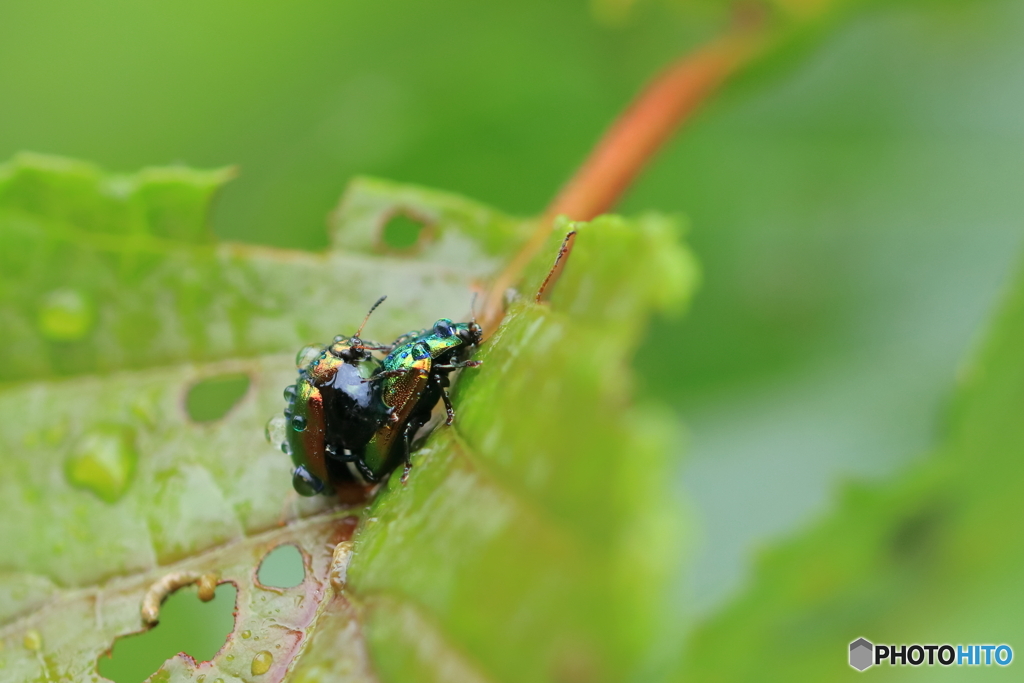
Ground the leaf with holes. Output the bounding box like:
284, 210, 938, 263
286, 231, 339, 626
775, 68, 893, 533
0, 153, 697, 683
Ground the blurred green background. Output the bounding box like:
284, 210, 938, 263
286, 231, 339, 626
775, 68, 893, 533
3, 0, 1023, 678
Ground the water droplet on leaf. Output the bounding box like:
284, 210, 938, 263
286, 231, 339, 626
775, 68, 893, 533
23, 630, 41, 651
241, 630, 252, 639
264, 415, 286, 446
64, 427, 137, 503
251, 651, 273, 676
295, 345, 322, 370
37, 288, 94, 341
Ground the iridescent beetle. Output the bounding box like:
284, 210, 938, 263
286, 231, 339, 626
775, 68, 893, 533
279, 299, 484, 495
359, 317, 483, 483
281, 297, 392, 496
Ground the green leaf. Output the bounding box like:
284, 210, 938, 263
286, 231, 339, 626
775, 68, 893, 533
326, 217, 696, 682
675, 255, 1024, 679
0, 154, 697, 683
0, 154, 530, 384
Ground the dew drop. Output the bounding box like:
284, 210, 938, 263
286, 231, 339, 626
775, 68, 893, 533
295, 345, 322, 370
291, 415, 307, 432
264, 415, 287, 446
37, 288, 94, 341
225, 654, 234, 662
283, 385, 297, 403
64, 427, 138, 503
251, 651, 273, 676
196, 676, 205, 683
292, 466, 324, 497
214, 678, 224, 683
23, 630, 41, 651
241, 630, 252, 639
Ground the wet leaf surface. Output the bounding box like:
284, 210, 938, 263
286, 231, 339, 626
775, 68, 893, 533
0, 155, 695, 682
2, 511, 363, 683
3, 3, 1023, 681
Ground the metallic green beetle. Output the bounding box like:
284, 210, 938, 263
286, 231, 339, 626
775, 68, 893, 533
281, 311, 483, 494
359, 318, 483, 483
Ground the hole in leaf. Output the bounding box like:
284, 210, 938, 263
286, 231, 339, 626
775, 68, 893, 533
98, 583, 237, 683
186, 373, 250, 422
380, 212, 425, 250
257, 544, 305, 588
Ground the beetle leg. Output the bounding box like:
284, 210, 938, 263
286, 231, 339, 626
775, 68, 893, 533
399, 418, 419, 485
355, 458, 376, 483
439, 381, 456, 425
326, 443, 357, 462
432, 360, 483, 372
359, 343, 393, 353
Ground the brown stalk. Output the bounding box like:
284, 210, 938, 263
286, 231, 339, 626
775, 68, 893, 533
480, 23, 765, 332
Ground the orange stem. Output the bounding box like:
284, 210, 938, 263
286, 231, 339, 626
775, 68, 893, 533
481, 24, 764, 333
545, 32, 760, 222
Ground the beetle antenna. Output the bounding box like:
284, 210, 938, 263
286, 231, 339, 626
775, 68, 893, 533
356, 295, 387, 338
470, 292, 479, 324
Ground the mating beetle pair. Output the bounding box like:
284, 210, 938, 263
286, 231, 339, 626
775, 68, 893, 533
280, 297, 482, 496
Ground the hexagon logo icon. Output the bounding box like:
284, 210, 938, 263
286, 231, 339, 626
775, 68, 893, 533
850, 638, 874, 671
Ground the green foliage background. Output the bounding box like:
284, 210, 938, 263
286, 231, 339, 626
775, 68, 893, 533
1, 0, 1023, 680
